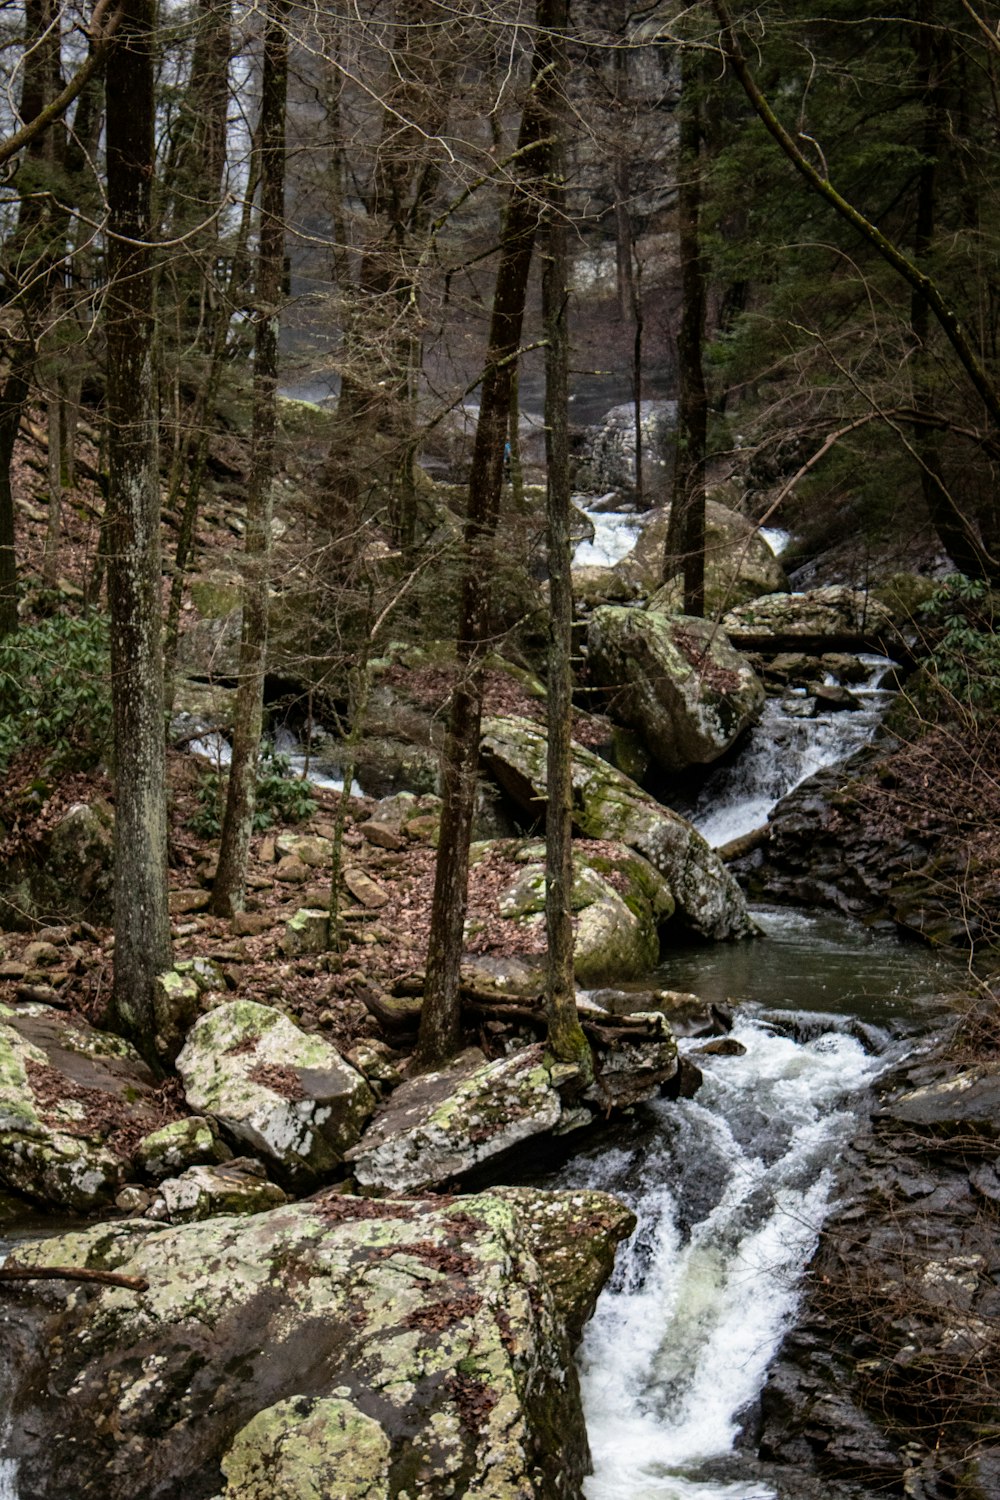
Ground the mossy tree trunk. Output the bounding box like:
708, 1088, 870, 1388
663, 46, 706, 616
105, 0, 171, 1058
416, 6, 558, 1071
541, 0, 592, 1081
210, 0, 288, 917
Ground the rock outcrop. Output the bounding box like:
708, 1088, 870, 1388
722, 586, 900, 654
480, 716, 756, 940
587, 608, 765, 771
4, 1189, 635, 1500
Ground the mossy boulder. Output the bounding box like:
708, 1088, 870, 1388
136, 1116, 231, 1181
176, 1000, 375, 1185
0, 1002, 161, 1211
722, 586, 901, 654
480, 716, 756, 940
5, 1190, 634, 1500
0, 798, 114, 931
587, 608, 765, 772
495, 841, 674, 983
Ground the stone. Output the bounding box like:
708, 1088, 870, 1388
812, 682, 861, 712
493, 842, 675, 984
176, 1000, 375, 1183
0, 798, 114, 932
722, 586, 900, 654
169, 889, 211, 915
480, 715, 756, 940
587, 608, 765, 772
404, 813, 440, 842
274, 833, 333, 868
136, 1116, 232, 1180
0, 1002, 161, 1211
232, 911, 274, 937
21, 942, 60, 969
357, 819, 405, 851
643, 497, 788, 615
155, 1159, 288, 1223
575, 399, 677, 492
279, 908, 330, 957
5, 1189, 633, 1500
342, 868, 391, 909
274, 855, 309, 885
875, 1066, 1000, 1139
114, 1184, 152, 1213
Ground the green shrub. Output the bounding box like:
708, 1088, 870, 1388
190, 741, 317, 838
0, 614, 111, 773
916, 574, 1000, 718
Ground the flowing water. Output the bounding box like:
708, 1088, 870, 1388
546, 912, 954, 1500
687, 656, 898, 850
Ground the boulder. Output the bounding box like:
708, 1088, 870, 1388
575, 399, 677, 492
572, 498, 786, 616
722, 586, 900, 654
480, 715, 756, 939
176, 1000, 375, 1184
135, 1116, 232, 1181
346, 1045, 566, 1194
0, 1002, 163, 1211
587, 608, 765, 771
0, 798, 114, 931
4, 1189, 634, 1500
152, 1158, 289, 1223
494, 841, 675, 983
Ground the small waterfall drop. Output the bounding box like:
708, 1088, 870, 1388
572, 496, 644, 571
689, 654, 897, 848
552, 1011, 899, 1500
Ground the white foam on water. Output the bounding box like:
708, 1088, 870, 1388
759, 527, 792, 558
572, 501, 643, 571
575, 1017, 886, 1500
691, 654, 897, 848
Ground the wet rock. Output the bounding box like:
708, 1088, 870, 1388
5, 1189, 633, 1500
0, 1002, 161, 1211
176, 1000, 375, 1184
480, 715, 756, 939
875, 1065, 1000, 1138
812, 683, 860, 712
587, 608, 765, 771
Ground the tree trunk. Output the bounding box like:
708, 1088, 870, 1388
105, 0, 171, 1059
416, 7, 558, 1070
663, 47, 707, 615
541, 0, 592, 1080
210, 0, 287, 917
0, 355, 32, 635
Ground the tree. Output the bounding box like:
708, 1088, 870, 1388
541, 0, 592, 1076
415, 5, 560, 1070
211, 0, 289, 917
105, 0, 171, 1058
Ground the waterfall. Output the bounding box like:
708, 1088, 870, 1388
689, 655, 897, 848
552, 1012, 896, 1500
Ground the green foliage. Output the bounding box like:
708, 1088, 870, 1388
190, 741, 317, 838
917, 575, 1000, 716
0, 614, 111, 773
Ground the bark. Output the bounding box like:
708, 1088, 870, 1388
0, 356, 32, 635
416, 10, 557, 1071
541, 0, 592, 1080
663, 47, 707, 616
0, 0, 120, 169
105, 0, 171, 1057
210, 0, 288, 917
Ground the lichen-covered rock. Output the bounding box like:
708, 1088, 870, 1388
0, 798, 114, 931
346, 1045, 566, 1194
136, 1116, 232, 1181
494, 841, 674, 984
153, 1159, 288, 1223
279, 907, 330, 957
153, 956, 227, 1061
480, 716, 755, 940
4, 1189, 634, 1500
587, 608, 765, 771
176, 1000, 375, 1184
0, 1003, 161, 1210
575, 399, 677, 492
722, 586, 900, 653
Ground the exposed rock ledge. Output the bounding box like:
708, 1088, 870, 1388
4, 1187, 635, 1500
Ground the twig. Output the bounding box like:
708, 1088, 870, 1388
0, 1263, 148, 1292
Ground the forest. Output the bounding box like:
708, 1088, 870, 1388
1, 0, 999, 1497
